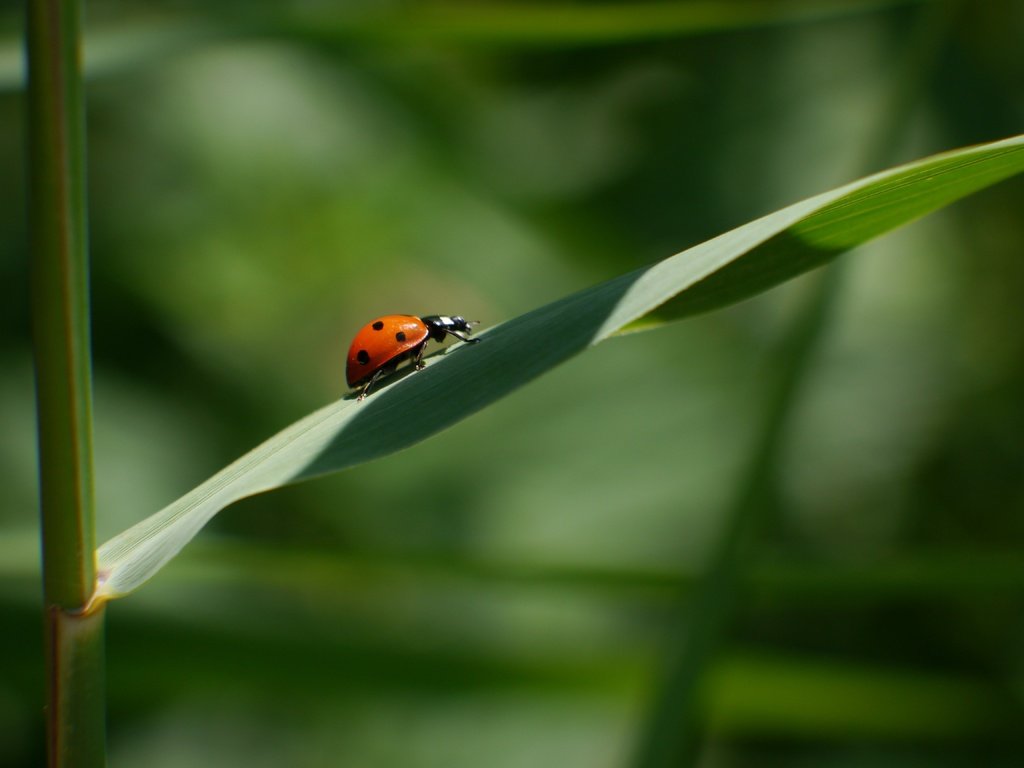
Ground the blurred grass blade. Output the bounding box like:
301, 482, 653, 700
0, 1, 924, 91
633, 7, 958, 762
633, 267, 843, 768
95, 134, 1024, 603
275, 0, 927, 47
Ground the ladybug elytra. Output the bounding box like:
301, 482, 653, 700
346, 314, 479, 399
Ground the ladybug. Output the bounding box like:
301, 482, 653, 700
346, 315, 480, 399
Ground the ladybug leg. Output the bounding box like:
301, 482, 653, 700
447, 330, 480, 344
412, 340, 429, 371
357, 369, 386, 401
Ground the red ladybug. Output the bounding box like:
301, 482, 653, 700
346, 314, 479, 399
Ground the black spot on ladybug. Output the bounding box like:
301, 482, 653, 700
372, 321, 384, 331
357, 349, 371, 365
395, 331, 406, 342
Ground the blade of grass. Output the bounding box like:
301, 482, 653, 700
7, 530, 1024, 606
0, 1, 932, 92
27, 0, 106, 764
270, 0, 932, 47
93, 132, 1024, 604
708, 652, 1016, 740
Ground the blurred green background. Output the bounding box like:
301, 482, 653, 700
3, 1, 1024, 766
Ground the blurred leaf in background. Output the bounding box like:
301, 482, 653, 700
3, 1, 1023, 766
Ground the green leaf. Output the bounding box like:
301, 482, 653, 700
94, 133, 1024, 603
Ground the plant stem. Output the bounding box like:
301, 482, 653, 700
46, 607, 107, 765
26, 0, 106, 764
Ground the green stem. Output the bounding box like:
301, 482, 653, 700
46, 607, 107, 766
27, 0, 106, 764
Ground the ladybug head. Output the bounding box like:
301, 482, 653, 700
421, 315, 480, 344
